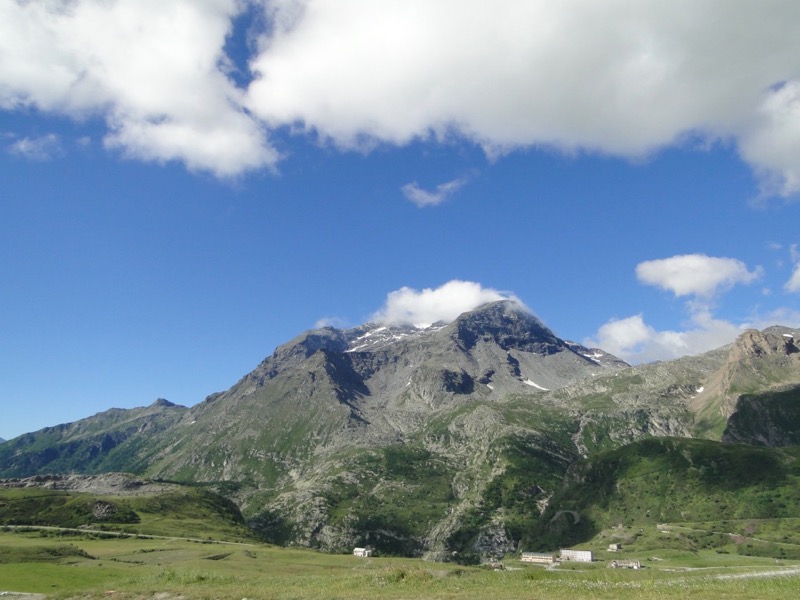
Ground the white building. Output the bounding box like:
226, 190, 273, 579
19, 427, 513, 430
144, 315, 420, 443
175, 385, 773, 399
559, 549, 593, 562
353, 547, 372, 558
521, 552, 555, 564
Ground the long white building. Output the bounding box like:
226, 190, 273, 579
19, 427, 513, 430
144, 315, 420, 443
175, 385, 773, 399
559, 549, 593, 562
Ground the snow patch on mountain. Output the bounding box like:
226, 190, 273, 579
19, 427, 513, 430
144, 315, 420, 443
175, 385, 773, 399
523, 379, 549, 391
344, 322, 445, 352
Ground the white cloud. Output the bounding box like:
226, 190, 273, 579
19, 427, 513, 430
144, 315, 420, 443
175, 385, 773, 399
315, 316, 348, 329
589, 315, 654, 356
245, 0, 800, 195
402, 178, 466, 207
5, 1, 800, 189
635, 254, 761, 298
8, 134, 62, 160
739, 81, 800, 197
0, 0, 276, 177
586, 310, 745, 364
588, 252, 796, 363
372, 280, 518, 326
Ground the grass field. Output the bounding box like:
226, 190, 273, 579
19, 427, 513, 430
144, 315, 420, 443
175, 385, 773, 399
2, 528, 800, 600
3, 472, 800, 599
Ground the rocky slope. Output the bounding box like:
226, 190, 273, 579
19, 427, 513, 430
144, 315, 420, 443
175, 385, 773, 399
0, 472, 180, 496
690, 327, 800, 440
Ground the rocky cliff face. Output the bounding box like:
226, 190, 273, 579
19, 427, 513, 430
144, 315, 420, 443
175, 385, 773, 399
729, 328, 798, 361
0, 472, 180, 496
688, 327, 800, 440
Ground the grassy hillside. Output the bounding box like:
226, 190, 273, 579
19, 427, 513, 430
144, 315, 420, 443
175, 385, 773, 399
723, 386, 800, 446
530, 438, 800, 550
0, 486, 251, 542
0, 400, 186, 478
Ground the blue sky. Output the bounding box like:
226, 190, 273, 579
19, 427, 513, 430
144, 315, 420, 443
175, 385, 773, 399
2, 0, 800, 440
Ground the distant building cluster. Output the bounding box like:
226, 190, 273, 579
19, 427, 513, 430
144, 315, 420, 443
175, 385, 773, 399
520, 548, 593, 564
520, 546, 645, 570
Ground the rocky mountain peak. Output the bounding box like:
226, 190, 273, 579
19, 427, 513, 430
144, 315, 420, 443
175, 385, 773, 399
276, 328, 349, 359
449, 300, 562, 354
729, 328, 798, 364
151, 398, 177, 408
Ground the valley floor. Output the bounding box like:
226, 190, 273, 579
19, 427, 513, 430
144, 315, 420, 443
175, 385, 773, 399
2, 529, 800, 600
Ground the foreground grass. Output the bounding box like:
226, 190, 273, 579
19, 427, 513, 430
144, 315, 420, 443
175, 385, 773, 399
2, 531, 800, 600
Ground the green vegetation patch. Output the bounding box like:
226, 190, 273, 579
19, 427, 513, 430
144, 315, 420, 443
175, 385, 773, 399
447, 433, 576, 557
723, 386, 800, 446
0, 489, 139, 527
0, 542, 94, 563
323, 445, 456, 555
0, 486, 251, 542
532, 437, 800, 550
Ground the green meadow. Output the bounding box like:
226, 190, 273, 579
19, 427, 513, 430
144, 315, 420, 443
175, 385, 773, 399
3, 453, 800, 600
1, 527, 800, 600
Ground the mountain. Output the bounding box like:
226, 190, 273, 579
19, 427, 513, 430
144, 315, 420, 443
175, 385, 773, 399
1, 300, 799, 559
0, 399, 187, 477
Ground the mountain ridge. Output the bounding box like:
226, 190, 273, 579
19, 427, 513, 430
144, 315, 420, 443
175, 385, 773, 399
1, 300, 799, 559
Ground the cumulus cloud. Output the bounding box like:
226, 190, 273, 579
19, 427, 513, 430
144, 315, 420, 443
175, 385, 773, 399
586, 310, 744, 364
739, 81, 800, 198
7, 134, 62, 160
588, 253, 773, 363
372, 280, 519, 326
590, 303, 800, 364
635, 254, 761, 298
0, 0, 276, 177
245, 0, 800, 195
401, 178, 466, 207
5, 1, 800, 189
